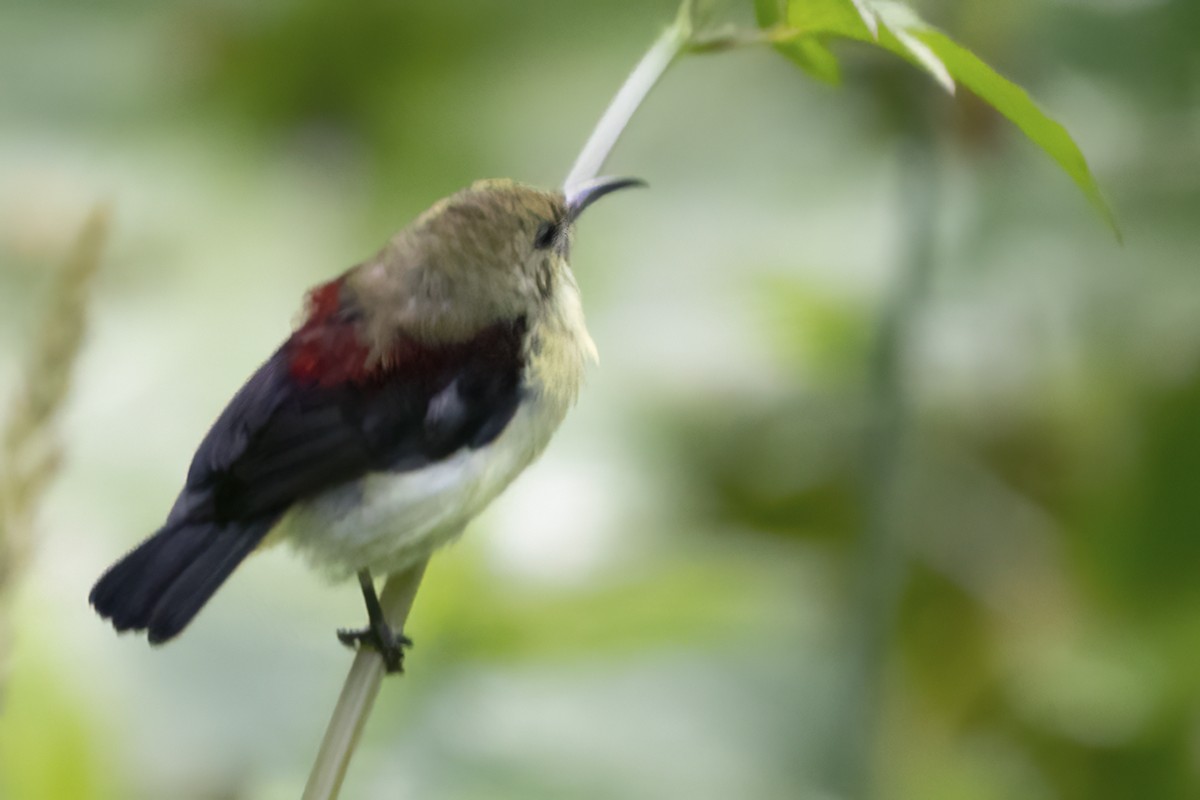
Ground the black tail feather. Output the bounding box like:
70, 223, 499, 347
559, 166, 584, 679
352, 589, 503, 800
144, 526, 268, 643
90, 519, 274, 643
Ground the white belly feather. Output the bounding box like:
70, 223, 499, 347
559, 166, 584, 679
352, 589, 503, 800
282, 389, 564, 577
280, 273, 596, 578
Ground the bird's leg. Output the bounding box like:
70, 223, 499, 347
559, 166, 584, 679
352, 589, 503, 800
337, 569, 413, 674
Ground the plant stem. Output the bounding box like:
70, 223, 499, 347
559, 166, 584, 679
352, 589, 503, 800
1, 206, 108, 692
302, 559, 429, 800
303, 6, 704, 794
836, 112, 938, 797
563, 1, 693, 193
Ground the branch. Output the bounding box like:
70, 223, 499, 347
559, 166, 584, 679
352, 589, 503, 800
302, 559, 429, 800
563, 1, 694, 193
306, 4, 705, 795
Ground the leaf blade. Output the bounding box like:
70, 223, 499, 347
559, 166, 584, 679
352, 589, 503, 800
882, 22, 954, 94
769, 0, 1118, 237
848, 0, 880, 39
754, 0, 785, 26
914, 28, 1119, 238
775, 36, 844, 85
787, 0, 874, 39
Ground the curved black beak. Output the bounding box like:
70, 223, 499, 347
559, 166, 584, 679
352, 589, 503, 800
565, 176, 647, 225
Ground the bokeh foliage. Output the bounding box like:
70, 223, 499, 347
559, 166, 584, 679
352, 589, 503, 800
1, 0, 1197, 798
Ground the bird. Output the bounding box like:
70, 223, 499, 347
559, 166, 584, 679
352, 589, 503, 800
89, 176, 642, 672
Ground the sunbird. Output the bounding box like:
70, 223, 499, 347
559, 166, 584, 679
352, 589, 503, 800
90, 176, 642, 672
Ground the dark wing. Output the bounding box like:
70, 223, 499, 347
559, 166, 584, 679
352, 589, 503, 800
180, 315, 527, 524
92, 283, 526, 642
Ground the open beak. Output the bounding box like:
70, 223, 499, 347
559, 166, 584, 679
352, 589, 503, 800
565, 176, 647, 225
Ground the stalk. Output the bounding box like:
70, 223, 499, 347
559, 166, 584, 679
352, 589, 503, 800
563, 1, 694, 192
304, 4, 703, 795
301, 560, 428, 800
835, 111, 939, 798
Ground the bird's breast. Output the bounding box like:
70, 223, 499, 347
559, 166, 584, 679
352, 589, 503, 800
280, 287, 596, 578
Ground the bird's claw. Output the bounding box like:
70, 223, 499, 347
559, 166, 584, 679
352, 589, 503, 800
337, 622, 413, 674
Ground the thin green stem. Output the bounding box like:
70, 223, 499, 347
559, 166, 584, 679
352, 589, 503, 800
687, 25, 807, 53
836, 119, 938, 797
563, 1, 693, 194
302, 559, 429, 800
304, 6, 706, 794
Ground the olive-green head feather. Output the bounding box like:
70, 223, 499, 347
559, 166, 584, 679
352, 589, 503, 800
345, 176, 642, 356
347, 180, 570, 344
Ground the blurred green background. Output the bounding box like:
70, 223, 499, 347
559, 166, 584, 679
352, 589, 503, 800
2, 0, 1198, 798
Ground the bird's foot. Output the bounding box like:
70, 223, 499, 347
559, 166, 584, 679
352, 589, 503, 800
337, 621, 413, 674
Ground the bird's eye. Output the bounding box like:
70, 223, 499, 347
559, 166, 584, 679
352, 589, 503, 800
533, 221, 559, 250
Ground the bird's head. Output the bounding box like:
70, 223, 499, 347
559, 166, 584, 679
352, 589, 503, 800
346, 177, 643, 345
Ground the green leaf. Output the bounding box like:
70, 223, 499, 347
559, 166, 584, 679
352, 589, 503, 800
787, 0, 874, 40
764, 0, 1118, 237
754, 0, 844, 84
777, 36, 843, 85
875, 3, 954, 93
754, 0, 785, 26
848, 0, 880, 39
913, 28, 1120, 239
788, 0, 953, 92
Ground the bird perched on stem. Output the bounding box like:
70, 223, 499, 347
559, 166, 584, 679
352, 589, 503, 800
90, 176, 642, 672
